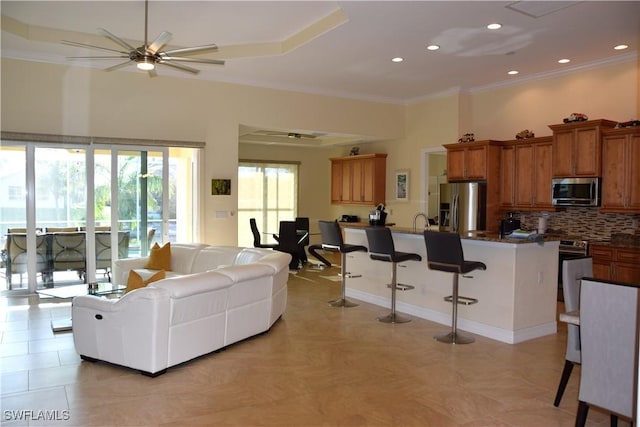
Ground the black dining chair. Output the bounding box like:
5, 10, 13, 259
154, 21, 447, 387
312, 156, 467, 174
294, 217, 310, 264
250, 218, 277, 249
274, 221, 303, 269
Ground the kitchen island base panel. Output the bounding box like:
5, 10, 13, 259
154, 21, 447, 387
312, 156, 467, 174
343, 228, 559, 344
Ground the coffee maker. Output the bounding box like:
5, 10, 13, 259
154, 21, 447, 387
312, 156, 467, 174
499, 213, 520, 238
369, 204, 387, 226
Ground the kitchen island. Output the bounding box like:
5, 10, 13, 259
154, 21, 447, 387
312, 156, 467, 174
342, 226, 560, 344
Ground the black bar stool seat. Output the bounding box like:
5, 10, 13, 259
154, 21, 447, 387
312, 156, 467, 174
424, 230, 485, 344
365, 227, 422, 323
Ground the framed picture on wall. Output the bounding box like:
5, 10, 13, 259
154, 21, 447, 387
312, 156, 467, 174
211, 179, 231, 196
395, 170, 409, 201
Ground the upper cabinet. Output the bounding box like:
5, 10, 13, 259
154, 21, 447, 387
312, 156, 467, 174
444, 140, 502, 182
500, 136, 554, 211
445, 140, 502, 232
600, 127, 640, 213
548, 119, 617, 177
330, 153, 387, 206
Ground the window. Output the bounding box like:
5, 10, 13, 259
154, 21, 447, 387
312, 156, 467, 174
238, 161, 299, 247
8, 186, 23, 201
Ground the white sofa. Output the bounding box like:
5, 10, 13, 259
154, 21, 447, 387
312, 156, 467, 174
72, 244, 291, 376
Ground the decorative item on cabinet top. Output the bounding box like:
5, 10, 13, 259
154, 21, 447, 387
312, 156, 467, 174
458, 133, 475, 143
515, 129, 535, 139
563, 112, 588, 123
615, 120, 640, 128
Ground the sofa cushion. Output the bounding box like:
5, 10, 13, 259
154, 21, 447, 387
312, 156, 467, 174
235, 248, 272, 265
131, 269, 182, 281
145, 242, 171, 270
150, 270, 234, 298
191, 246, 243, 273
126, 269, 166, 293
169, 244, 209, 274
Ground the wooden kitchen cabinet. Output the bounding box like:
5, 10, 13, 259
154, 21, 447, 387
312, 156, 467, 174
500, 137, 554, 210
445, 140, 502, 232
589, 244, 640, 284
444, 140, 501, 182
330, 153, 387, 205
600, 127, 640, 213
499, 143, 515, 207
548, 119, 617, 177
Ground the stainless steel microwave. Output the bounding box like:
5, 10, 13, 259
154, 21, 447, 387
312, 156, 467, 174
551, 177, 601, 207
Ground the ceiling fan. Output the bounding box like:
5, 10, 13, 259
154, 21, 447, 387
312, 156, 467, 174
61, 0, 224, 76
252, 130, 320, 140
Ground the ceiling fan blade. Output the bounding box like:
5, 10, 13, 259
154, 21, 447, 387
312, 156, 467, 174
161, 44, 219, 57
67, 55, 130, 60
159, 56, 225, 66
98, 28, 137, 52
61, 40, 128, 55
159, 60, 200, 75
104, 60, 133, 72
146, 31, 172, 55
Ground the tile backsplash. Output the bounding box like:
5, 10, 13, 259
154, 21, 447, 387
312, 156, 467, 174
513, 209, 640, 241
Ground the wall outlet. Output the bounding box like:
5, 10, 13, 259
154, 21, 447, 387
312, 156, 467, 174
538, 271, 544, 284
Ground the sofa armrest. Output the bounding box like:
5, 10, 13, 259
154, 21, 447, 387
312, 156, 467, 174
112, 257, 149, 285
72, 288, 171, 374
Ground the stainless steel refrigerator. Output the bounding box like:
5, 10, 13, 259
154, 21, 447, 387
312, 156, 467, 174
438, 182, 487, 233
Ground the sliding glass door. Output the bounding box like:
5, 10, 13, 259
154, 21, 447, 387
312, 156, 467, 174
0, 139, 198, 293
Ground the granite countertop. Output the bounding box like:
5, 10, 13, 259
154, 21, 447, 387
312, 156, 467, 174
343, 224, 562, 244
589, 240, 640, 250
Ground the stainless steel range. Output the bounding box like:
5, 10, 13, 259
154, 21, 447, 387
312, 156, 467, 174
559, 239, 589, 256
557, 238, 590, 301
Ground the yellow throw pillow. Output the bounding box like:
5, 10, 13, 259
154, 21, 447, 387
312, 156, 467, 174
125, 270, 166, 293
145, 242, 171, 271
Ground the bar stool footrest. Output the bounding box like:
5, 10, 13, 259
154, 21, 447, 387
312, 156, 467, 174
339, 272, 362, 279
386, 283, 415, 291
444, 295, 478, 305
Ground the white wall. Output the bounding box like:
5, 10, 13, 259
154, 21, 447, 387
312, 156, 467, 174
2, 57, 638, 241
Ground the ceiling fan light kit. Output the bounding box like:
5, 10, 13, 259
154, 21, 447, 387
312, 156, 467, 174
137, 57, 155, 71
63, 0, 224, 76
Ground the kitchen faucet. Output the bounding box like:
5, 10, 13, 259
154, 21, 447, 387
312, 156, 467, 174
412, 212, 428, 232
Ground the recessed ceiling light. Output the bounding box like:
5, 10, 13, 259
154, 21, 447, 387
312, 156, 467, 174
426, 45, 440, 51
614, 44, 629, 50
558, 58, 571, 64
487, 23, 502, 30
391, 57, 403, 63
507, 70, 519, 75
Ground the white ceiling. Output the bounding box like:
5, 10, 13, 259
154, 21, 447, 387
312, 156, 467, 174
2, 1, 639, 146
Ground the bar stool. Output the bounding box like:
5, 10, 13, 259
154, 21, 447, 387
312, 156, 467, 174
317, 220, 367, 307
365, 227, 422, 323
424, 230, 485, 344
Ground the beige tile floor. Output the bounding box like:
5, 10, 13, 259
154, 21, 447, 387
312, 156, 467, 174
0, 259, 628, 426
